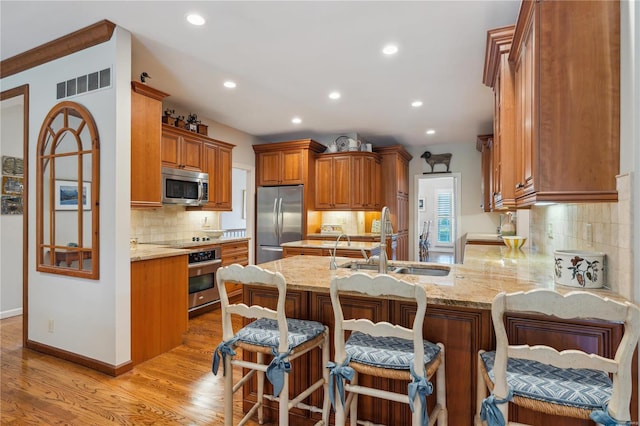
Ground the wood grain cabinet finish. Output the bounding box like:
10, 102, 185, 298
376, 146, 412, 260
476, 134, 494, 212
483, 25, 517, 211
131, 255, 188, 366
254, 139, 325, 187
130, 81, 169, 209
350, 153, 381, 210
510, 0, 620, 205
221, 240, 249, 297
201, 140, 234, 210
315, 154, 352, 209
161, 125, 204, 172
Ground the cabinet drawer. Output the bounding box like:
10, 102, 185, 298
221, 241, 249, 266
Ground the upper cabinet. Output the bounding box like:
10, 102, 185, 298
483, 26, 516, 211
253, 139, 325, 187
476, 134, 493, 212
315, 152, 380, 211
161, 125, 203, 172
202, 139, 234, 211
509, 0, 620, 205
131, 81, 169, 208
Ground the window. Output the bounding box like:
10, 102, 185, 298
436, 190, 453, 246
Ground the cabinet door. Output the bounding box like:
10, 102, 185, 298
180, 135, 203, 171
332, 155, 351, 209
202, 142, 232, 210
257, 151, 282, 186
515, 14, 536, 200
280, 149, 305, 185
161, 131, 181, 169
351, 156, 365, 209
131, 85, 163, 208
314, 157, 334, 209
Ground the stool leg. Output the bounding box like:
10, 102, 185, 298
436, 344, 447, 425
279, 368, 290, 425
475, 351, 486, 426
349, 372, 358, 426
322, 331, 331, 425
224, 355, 233, 426
257, 352, 264, 424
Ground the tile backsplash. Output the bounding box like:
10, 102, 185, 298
529, 174, 632, 298
131, 205, 220, 242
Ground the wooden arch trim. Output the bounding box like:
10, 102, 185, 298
0, 20, 115, 79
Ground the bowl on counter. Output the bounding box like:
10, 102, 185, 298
502, 236, 526, 249
202, 229, 224, 238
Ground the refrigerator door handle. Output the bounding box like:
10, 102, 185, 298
278, 197, 284, 237
273, 198, 279, 237
262, 247, 283, 252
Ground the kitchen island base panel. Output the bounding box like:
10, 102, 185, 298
242, 281, 636, 425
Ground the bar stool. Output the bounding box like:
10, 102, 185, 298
328, 272, 447, 426
212, 264, 331, 426
475, 289, 640, 426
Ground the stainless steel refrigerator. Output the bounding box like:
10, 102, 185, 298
256, 185, 303, 264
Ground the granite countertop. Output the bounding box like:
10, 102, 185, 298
306, 233, 385, 239
465, 233, 503, 243
131, 236, 250, 262
281, 239, 380, 251
255, 245, 627, 309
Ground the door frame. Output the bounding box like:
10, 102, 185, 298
413, 173, 462, 263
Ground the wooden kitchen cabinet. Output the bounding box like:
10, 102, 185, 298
254, 139, 325, 186
314, 154, 351, 209
376, 146, 412, 260
476, 134, 493, 212
351, 152, 381, 210
221, 240, 249, 298
201, 140, 234, 210
131, 255, 188, 366
483, 25, 516, 211
510, 0, 620, 206
130, 81, 169, 209
161, 125, 204, 171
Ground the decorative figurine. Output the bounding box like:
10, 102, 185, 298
421, 151, 452, 173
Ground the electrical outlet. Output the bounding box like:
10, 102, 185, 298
48, 320, 54, 333
547, 223, 554, 239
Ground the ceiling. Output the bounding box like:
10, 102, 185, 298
1, 1, 520, 148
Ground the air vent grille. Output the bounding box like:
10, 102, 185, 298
56, 67, 111, 100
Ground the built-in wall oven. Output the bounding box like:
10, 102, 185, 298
188, 247, 221, 312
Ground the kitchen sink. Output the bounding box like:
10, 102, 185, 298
338, 261, 450, 276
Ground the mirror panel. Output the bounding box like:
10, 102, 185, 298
36, 101, 99, 278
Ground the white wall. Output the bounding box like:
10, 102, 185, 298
0, 27, 132, 366
0, 102, 24, 318
407, 142, 500, 261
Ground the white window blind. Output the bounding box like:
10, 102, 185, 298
436, 191, 453, 245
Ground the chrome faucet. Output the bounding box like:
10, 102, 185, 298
379, 206, 393, 274
329, 233, 351, 270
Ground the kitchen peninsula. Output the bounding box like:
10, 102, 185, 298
244, 245, 637, 425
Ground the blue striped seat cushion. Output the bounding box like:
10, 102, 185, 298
345, 331, 441, 370
480, 351, 612, 410
235, 318, 325, 350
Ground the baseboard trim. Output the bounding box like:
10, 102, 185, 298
1, 307, 23, 319
25, 339, 133, 377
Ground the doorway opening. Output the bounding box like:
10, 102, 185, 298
414, 173, 461, 264
220, 165, 255, 264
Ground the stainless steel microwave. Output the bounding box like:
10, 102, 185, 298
161, 167, 209, 206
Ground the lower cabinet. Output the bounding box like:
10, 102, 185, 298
241, 286, 637, 425
221, 240, 249, 298
131, 255, 188, 366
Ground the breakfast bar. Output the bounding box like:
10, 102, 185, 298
243, 245, 637, 426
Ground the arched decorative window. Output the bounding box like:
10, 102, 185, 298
36, 101, 99, 279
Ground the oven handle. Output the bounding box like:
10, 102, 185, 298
188, 259, 222, 269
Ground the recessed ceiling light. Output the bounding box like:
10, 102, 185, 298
186, 13, 206, 26
223, 81, 237, 89
328, 91, 341, 100
291, 117, 302, 124
426, 129, 436, 135
411, 100, 423, 108
382, 44, 398, 55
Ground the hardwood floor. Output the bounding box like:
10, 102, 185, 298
1, 310, 267, 425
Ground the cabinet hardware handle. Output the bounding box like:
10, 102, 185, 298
515, 183, 524, 189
